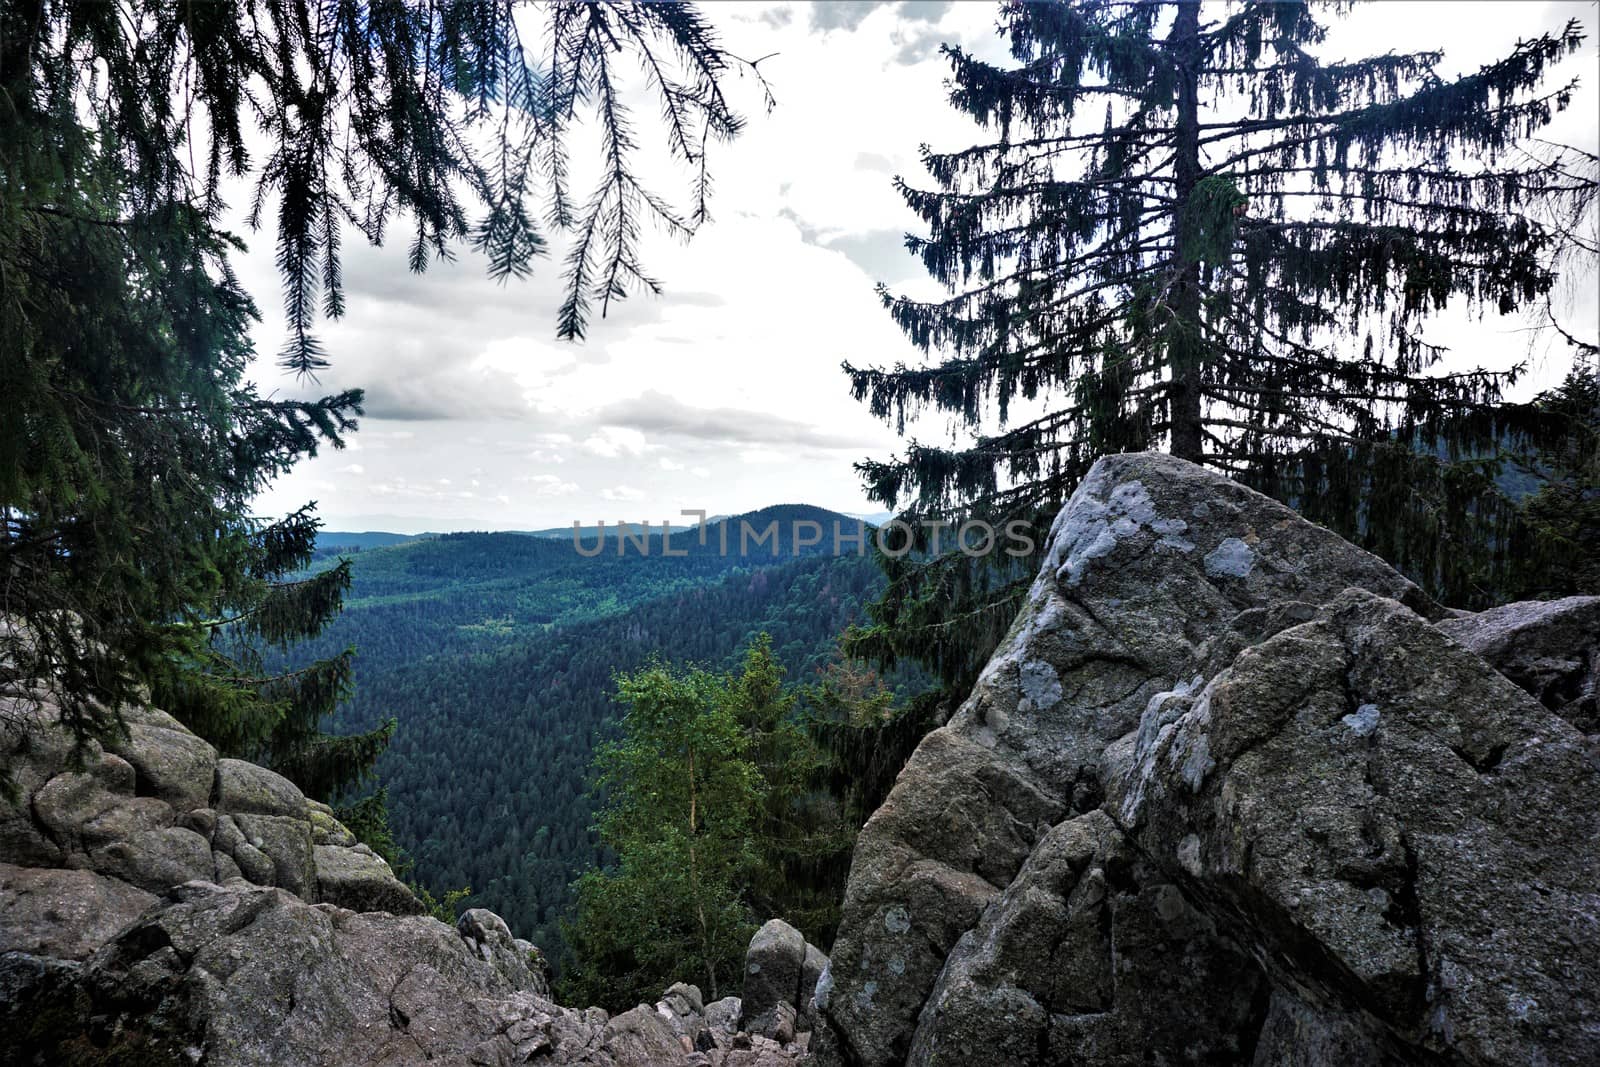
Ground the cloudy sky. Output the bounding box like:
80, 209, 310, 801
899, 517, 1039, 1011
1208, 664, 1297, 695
238, 1, 1600, 534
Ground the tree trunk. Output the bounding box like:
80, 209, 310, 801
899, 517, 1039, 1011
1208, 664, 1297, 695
1168, 0, 1206, 462
687, 747, 718, 998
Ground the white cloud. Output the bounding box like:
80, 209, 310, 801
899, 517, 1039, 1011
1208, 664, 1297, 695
337, 463, 365, 474
601, 485, 647, 502
582, 427, 651, 458
519, 474, 580, 497
659, 458, 685, 471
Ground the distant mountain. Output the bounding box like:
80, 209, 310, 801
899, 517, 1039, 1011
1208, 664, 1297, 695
313, 531, 425, 557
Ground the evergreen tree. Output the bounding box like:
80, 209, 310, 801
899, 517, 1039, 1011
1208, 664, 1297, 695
847, 0, 1595, 696
1, 1, 756, 789
1512, 364, 1600, 598
561, 636, 909, 1004
733, 635, 854, 948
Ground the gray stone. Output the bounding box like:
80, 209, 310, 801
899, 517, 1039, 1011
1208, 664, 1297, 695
664, 980, 705, 1015
232, 840, 275, 885
308, 806, 357, 846
31, 753, 147, 850
1118, 589, 1600, 1065
2, 879, 760, 1066
798, 942, 826, 1031
211, 811, 245, 855
87, 826, 213, 892
106, 712, 217, 811
315, 843, 422, 916
741, 918, 806, 1039
813, 453, 1433, 1067
233, 812, 314, 898
704, 994, 742, 1037
455, 904, 541, 988
604, 1002, 691, 1065
1437, 594, 1599, 733
212, 850, 242, 883
0, 862, 157, 960
213, 757, 306, 817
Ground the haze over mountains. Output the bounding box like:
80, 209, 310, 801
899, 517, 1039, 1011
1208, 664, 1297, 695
312, 510, 898, 546
292, 504, 914, 953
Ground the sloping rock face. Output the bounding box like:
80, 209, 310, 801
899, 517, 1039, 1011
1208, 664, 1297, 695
811, 453, 1600, 1066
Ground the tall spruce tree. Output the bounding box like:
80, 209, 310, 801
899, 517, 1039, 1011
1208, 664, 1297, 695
1, 1, 755, 796
846, 0, 1595, 699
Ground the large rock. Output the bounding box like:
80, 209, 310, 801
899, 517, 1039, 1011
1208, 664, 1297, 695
1, 689, 813, 1065
905, 810, 1267, 1066
87, 825, 213, 892
0, 689, 420, 940
0, 863, 156, 961
813, 454, 1431, 1066
740, 918, 806, 1039
232, 811, 315, 897
1437, 595, 1599, 734
1117, 588, 1600, 1063
213, 756, 307, 817
106, 706, 217, 810
316, 843, 423, 916
812, 453, 1599, 1067
457, 905, 545, 989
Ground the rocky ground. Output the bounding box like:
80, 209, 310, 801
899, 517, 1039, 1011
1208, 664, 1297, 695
809, 453, 1598, 1067
4, 452, 1596, 1065
0, 681, 823, 1065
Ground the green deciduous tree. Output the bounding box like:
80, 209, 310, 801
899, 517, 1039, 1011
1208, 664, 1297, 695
847, 0, 1596, 697
561, 658, 762, 1008
560, 635, 915, 1007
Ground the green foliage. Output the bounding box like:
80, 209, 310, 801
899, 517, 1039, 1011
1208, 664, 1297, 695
558, 631, 929, 1009
846, 0, 1596, 693
4, 0, 762, 826
336, 788, 407, 871
338, 786, 470, 918
560, 657, 763, 1008
415, 884, 476, 925
0, 0, 378, 794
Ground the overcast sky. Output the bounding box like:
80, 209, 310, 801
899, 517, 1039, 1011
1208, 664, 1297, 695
239, 1, 1600, 534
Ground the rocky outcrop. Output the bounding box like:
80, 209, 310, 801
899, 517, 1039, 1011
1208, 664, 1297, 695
1, 687, 813, 1065
0, 695, 419, 921
811, 453, 1600, 1066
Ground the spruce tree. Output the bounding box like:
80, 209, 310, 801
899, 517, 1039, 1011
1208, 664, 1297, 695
847, 0, 1595, 697
1, 1, 756, 795
1512, 364, 1600, 598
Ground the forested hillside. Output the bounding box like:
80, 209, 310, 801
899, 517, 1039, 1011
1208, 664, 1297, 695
285, 506, 908, 952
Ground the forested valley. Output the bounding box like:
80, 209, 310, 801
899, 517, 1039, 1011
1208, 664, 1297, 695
286, 507, 923, 956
